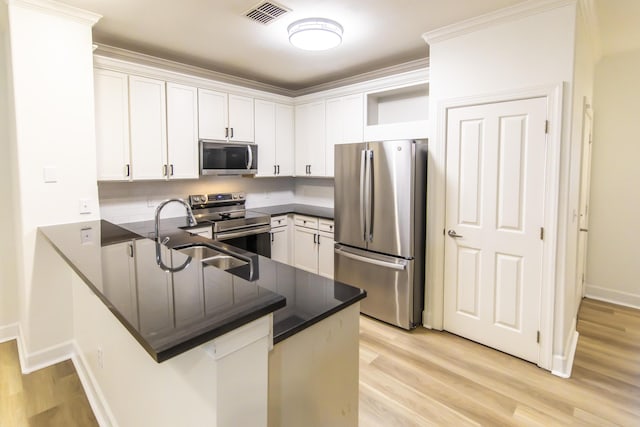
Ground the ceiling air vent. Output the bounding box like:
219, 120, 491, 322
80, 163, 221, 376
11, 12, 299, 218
244, 1, 290, 25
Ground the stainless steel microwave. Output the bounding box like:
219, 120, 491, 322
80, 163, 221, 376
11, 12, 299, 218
199, 140, 258, 176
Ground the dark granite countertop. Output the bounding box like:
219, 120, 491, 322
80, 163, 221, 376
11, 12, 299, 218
40, 218, 364, 362
250, 204, 334, 220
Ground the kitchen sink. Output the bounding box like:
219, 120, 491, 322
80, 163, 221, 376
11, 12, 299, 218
175, 244, 248, 270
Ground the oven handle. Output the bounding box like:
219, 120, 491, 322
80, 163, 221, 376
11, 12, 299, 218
215, 225, 271, 240
246, 145, 253, 170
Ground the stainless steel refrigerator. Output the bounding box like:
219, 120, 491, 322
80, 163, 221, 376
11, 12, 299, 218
334, 139, 427, 329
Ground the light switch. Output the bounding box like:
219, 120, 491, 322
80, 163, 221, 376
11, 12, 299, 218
79, 199, 91, 214
43, 166, 57, 183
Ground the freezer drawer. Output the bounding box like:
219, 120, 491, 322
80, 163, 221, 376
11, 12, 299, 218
334, 244, 416, 329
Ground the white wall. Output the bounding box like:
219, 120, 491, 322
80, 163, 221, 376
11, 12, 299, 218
424, 2, 580, 371
566, 3, 596, 317
99, 177, 295, 223
0, 2, 18, 327
5, 0, 100, 353
98, 177, 335, 224
586, 48, 640, 308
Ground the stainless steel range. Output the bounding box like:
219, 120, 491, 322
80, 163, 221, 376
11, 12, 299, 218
188, 192, 272, 258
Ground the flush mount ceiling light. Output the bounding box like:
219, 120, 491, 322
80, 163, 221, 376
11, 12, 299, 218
287, 18, 343, 51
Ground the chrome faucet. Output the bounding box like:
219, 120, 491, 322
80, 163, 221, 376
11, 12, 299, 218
154, 198, 197, 245
154, 198, 197, 272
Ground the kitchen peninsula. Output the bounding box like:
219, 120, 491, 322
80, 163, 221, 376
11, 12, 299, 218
39, 218, 365, 427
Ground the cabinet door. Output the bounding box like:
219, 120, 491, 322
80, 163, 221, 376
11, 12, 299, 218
342, 93, 364, 143
198, 88, 228, 140
271, 227, 289, 264
293, 226, 318, 274
295, 103, 310, 176
134, 239, 174, 336
295, 101, 325, 176
94, 69, 130, 181
275, 103, 294, 176
129, 76, 167, 180
101, 241, 137, 327
171, 249, 204, 328
317, 231, 335, 279
228, 94, 254, 142
255, 99, 276, 177
166, 83, 199, 179
325, 98, 342, 178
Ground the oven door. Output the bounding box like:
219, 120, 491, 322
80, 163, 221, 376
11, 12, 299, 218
215, 225, 271, 258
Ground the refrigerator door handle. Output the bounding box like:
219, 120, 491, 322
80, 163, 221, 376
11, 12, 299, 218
367, 149, 374, 242
360, 149, 367, 242
335, 245, 407, 271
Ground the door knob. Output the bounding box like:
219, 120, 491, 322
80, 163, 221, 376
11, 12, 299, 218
447, 229, 463, 238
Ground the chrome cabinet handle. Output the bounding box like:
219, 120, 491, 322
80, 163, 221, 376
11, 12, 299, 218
448, 229, 463, 238
274, 165, 277, 175
170, 164, 174, 176
277, 165, 280, 175
579, 228, 588, 232
163, 164, 168, 176
125, 164, 130, 177
225, 127, 229, 138
230, 127, 234, 138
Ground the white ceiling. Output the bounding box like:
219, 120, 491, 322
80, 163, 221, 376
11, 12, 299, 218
61, 0, 528, 90
59, 0, 640, 91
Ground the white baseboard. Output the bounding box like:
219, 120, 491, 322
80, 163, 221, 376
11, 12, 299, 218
71, 341, 115, 427
1, 324, 111, 426
585, 284, 640, 309
0, 323, 19, 343
551, 317, 579, 378
15, 325, 76, 374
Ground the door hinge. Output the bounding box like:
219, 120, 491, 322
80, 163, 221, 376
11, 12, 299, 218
537, 331, 540, 343
540, 227, 544, 240
544, 120, 549, 134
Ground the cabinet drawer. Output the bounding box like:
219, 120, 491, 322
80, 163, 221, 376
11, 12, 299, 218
294, 215, 318, 229
271, 215, 288, 228
318, 219, 334, 233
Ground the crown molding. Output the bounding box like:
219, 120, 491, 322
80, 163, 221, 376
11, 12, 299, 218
578, 0, 602, 61
95, 44, 430, 99
290, 58, 430, 97
94, 44, 293, 96
422, 0, 576, 45
6, 0, 101, 26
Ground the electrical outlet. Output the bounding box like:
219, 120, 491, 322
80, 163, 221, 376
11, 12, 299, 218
79, 199, 91, 214
80, 227, 94, 245
97, 347, 104, 369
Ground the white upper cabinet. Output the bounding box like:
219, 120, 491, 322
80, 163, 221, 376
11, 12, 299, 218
198, 88, 228, 141
166, 83, 199, 179
198, 89, 254, 143
255, 99, 276, 176
295, 101, 326, 177
129, 76, 168, 180
255, 100, 294, 177
94, 69, 131, 181
228, 94, 254, 142
275, 103, 295, 176
325, 94, 364, 177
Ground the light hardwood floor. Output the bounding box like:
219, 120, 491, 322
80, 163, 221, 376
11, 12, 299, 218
0, 340, 98, 427
359, 297, 640, 426
1, 298, 637, 426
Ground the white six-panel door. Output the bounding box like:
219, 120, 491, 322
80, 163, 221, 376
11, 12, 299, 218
444, 97, 547, 363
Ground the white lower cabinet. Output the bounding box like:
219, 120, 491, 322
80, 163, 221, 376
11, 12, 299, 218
293, 215, 335, 279
270, 215, 290, 264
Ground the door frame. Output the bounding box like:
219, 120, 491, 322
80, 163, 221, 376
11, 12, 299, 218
425, 84, 564, 370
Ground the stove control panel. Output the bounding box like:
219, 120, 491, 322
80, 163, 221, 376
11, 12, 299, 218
189, 192, 245, 207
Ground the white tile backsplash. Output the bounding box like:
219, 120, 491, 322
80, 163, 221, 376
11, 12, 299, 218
98, 176, 334, 224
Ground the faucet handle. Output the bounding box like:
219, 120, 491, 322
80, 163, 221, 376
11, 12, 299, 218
161, 236, 170, 245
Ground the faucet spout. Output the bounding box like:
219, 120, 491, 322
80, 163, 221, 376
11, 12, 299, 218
154, 198, 197, 246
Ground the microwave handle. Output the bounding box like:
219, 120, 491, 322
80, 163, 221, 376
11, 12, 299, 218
246, 145, 253, 170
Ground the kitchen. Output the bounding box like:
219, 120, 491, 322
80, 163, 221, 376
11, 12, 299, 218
1, 0, 639, 426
